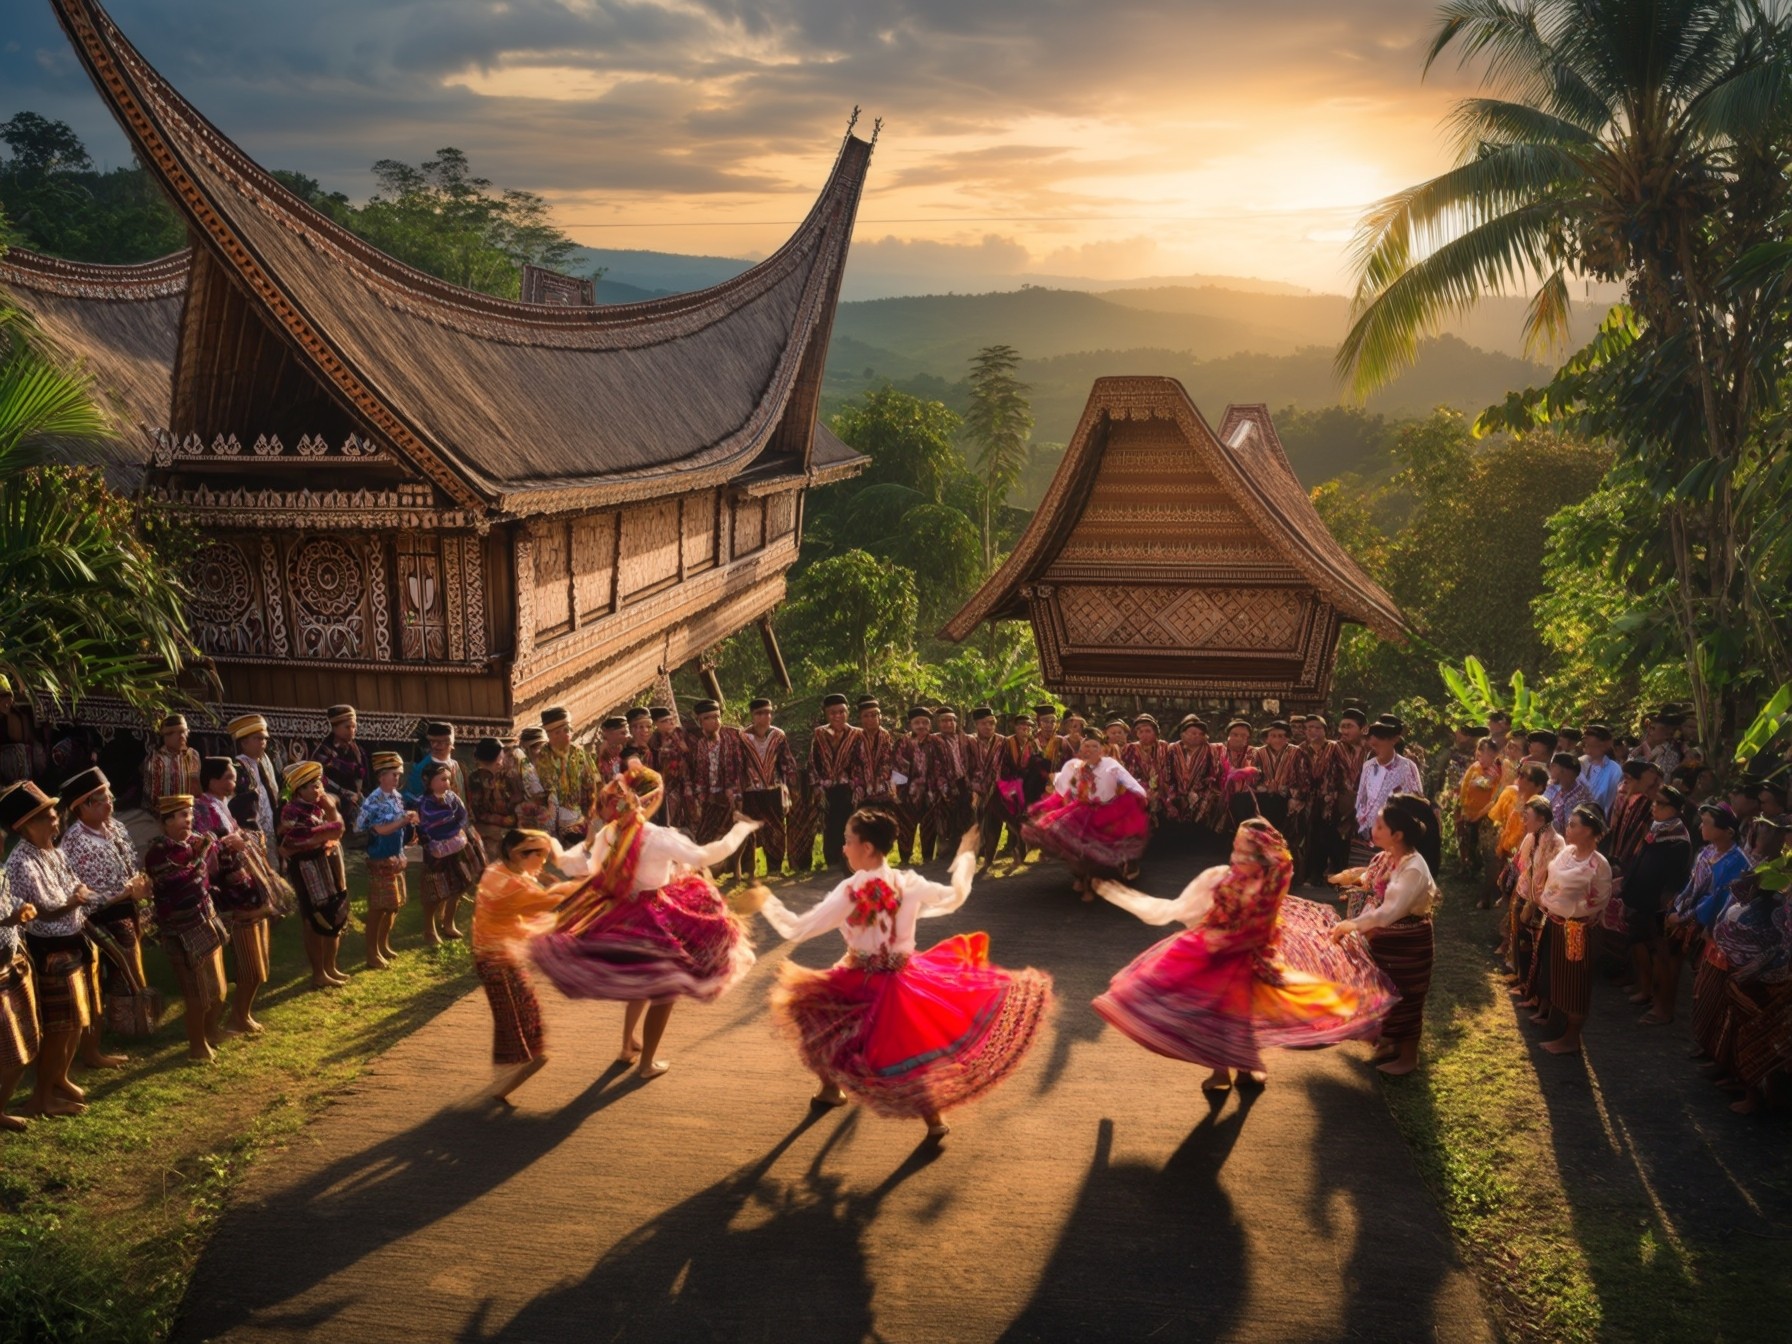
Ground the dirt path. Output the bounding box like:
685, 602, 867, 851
174, 838, 1494, 1343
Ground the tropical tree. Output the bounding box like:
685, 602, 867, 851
1338, 0, 1792, 753
0, 297, 198, 708
781, 549, 919, 691
961, 345, 1034, 571
828, 387, 964, 504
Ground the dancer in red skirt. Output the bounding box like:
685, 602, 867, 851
529, 763, 758, 1079
1093, 818, 1395, 1094
1025, 733, 1150, 898
757, 810, 1053, 1140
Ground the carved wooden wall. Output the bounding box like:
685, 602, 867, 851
732, 496, 766, 557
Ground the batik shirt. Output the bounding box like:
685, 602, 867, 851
309, 737, 370, 805
1354, 753, 1424, 839
356, 787, 410, 861
852, 727, 898, 804
144, 835, 215, 927
1250, 743, 1306, 803
1550, 777, 1596, 835
7, 839, 94, 937
60, 817, 142, 914
1323, 740, 1370, 823
1123, 740, 1171, 809
808, 723, 861, 790
965, 733, 1005, 800
467, 766, 524, 832
929, 732, 973, 800
891, 735, 936, 806
234, 751, 280, 835
741, 726, 798, 794
647, 729, 688, 796
192, 793, 254, 897
539, 744, 597, 829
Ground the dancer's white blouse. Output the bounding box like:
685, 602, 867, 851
558, 818, 755, 894
759, 853, 975, 957
1101, 866, 1227, 927
1351, 851, 1438, 930
1539, 844, 1613, 921
1051, 755, 1147, 803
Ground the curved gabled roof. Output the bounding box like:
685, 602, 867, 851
50, 0, 871, 514
0, 247, 188, 491
940, 375, 1407, 642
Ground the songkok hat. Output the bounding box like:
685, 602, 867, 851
749, 698, 774, 712
1176, 714, 1206, 736
1367, 720, 1401, 740
158, 713, 188, 733
474, 737, 504, 763
907, 706, 932, 723
1288, 714, 1308, 727
1456, 722, 1483, 736
1133, 713, 1159, 728
1266, 719, 1290, 734
60, 767, 108, 811
821, 693, 849, 708
693, 699, 721, 716
1582, 722, 1613, 741
1339, 707, 1368, 726
1376, 714, 1405, 734
1621, 758, 1651, 779
326, 704, 356, 724
1225, 718, 1252, 734
971, 706, 995, 721
1526, 729, 1557, 748
856, 697, 881, 711
228, 713, 268, 741
1555, 725, 1579, 741
649, 707, 674, 723
541, 706, 571, 728
517, 727, 548, 748
1033, 703, 1059, 717
600, 715, 628, 732
1011, 712, 1034, 726
1105, 718, 1128, 730
156, 793, 194, 819
1657, 785, 1687, 808
935, 705, 959, 719
372, 750, 405, 773
0, 781, 57, 832
626, 707, 651, 723
283, 760, 323, 791
424, 720, 453, 738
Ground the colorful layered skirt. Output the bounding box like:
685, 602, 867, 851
772, 932, 1052, 1118
1023, 790, 1149, 870
1093, 896, 1396, 1073
529, 873, 754, 1004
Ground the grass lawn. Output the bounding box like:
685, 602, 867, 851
0, 863, 476, 1344
1382, 876, 1791, 1344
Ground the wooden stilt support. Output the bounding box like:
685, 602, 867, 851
758, 615, 792, 692
698, 654, 725, 710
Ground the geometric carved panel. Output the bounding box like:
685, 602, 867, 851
732, 496, 766, 557
533, 519, 572, 640
619, 499, 681, 600
395, 533, 447, 661
189, 540, 268, 655
682, 490, 717, 575
766, 491, 797, 541
286, 536, 370, 659
1057, 584, 1303, 652
573, 512, 616, 622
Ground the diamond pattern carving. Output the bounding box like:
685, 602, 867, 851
1058, 585, 1302, 651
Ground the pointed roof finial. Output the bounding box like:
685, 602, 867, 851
871, 116, 884, 146
846, 105, 861, 137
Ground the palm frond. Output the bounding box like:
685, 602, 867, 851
1522, 267, 1577, 358
1445, 96, 1603, 158
1686, 49, 1792, 139
0, 342, 116, 473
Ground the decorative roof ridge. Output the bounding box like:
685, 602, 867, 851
58, 0, 868, 349
0, 246, 191, 300
939, 375, 1407, 642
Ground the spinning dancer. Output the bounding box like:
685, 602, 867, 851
1093, 819, 1395, 1094
757, 811, 1052, 1140
1024, 732, 1149, 897
529, 763, 758, 1079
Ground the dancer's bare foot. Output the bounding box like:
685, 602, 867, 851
492, 1056, 549, 1102
1627, 991, 1652, 1005
617, 1039, 642, 1065
55, 1078, 86, 1103
35, 1097, 86, 1118
1369, 1045, 1398, 1064
1540, 1036, 1580, 1055
0, 1112, 27, 1132
187, 1044, 216, 1064
422, 928, 441, 947
812, 1084, 848, 1108
442, 925, 463, 941
326, 970, 350, 986
1200, 1068, 1232, 1094
1731, 1093, 1760, 1115
1527, 1010, 1550, 1025
635, 1059, 670, 1080
1638, 1010, 1672, 1026
229, 1016, 264, 1037
1240, 1071, 1268, 1089
926, 1120, 950, 1140
81, 1050, 128, 1069
1376, 1056, 1419, 1076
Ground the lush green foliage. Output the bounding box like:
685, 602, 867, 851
0, 112, 185, 264
0, 295, 199, 709
1341, 0, 1792, 754
961, 344, 1034, 570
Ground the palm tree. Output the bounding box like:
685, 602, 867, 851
1337, 0, 1792, 750
0, 296, 199, 709
962, 345, 1034, 573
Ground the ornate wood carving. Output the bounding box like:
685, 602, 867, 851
395, 534, 447, 661
151, 482, 481, 532
512, 527, 535, 679
460, 534, 488, 661
766, 490, 797, 541
256, 536, 290, 657
520, 263, 595, 307
153, 428, 387, 466
189, 540, 266, 655
619, 500, 681, 600
368, 539, 392, 660
682, 490, 718, 575
733, 496, 766, 557
287, 536, 368, 659
572, 512, 616, 623
532, 519, 572, 640
1055, 585, 1304, 653
444, 529, 468, 661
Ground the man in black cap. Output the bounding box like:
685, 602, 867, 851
646, 707, 687, 829
851, 697, 896, 814
808, 694, 860, 871
1320, 708, 1370, 874
467, 737, 523, 849
1035, 703, 1068, 771
740, 699, 798, 874
892, 708, 938, 864
309, 704, 370, 829
684, 699, 744, 851
406, 721, 464, 804
929, 706, 974, 842
539, 707, 596, 844
966, 707, 1004, 854
626, 707, 653, 758
594, 715, 630, 786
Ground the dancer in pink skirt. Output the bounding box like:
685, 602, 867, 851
530, 763, 758, 1079
1092, 818, 1396, 1094
1024, 733, 1150, 898
757, 810, 1053, 1140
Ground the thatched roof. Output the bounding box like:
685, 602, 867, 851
940, 376, 1407, 643
49, 0, 870, 515
0, 247, 187, 492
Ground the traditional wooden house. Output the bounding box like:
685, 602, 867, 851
941, 377, 1405, 711
2, 0, 870, 748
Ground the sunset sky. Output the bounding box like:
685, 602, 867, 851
2, 0, 1482, 293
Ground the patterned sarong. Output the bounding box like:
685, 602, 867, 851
1365, 915, 1433, 1045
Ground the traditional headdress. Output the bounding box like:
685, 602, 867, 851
326, 704, 356, 724
158, 713, 188, 733
424, 720, 453, 738
156, 793, 194, 819
600, 715, 628, 732
626, 707, 651, 724
474, 737, 504, 763
749, 698, 774, 712
372, 750, 405, 774
693, 699, 721, 716
0, 781, 57, 832
283, 760, 323, 791
60, 767, 109, 812
542, 706, 572, 729
228, 713, 268, 741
